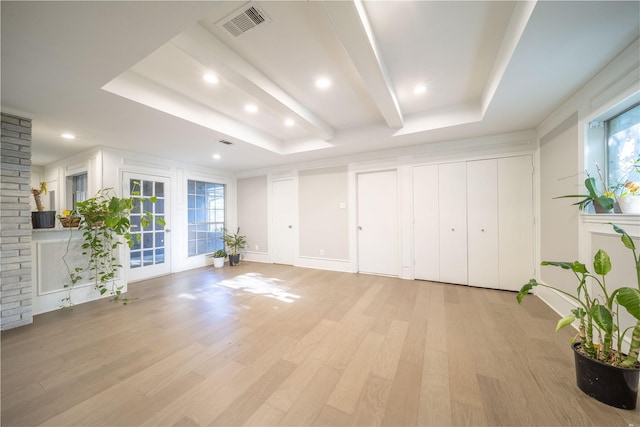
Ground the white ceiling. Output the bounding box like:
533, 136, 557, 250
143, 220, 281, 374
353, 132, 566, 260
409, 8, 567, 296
2, 1, 639, 172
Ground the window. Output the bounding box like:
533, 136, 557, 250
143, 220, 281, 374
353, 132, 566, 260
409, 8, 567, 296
187, 180, 225, 256
606, 103, 640, 191
65, 173, 87, 208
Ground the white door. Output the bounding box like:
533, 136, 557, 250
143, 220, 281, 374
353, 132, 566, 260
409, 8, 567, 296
123, 172, 171, 282
498, 156, 534, 291
413, 165, 440, 281
272, 179, 295, 265
357, 170, 398, 276
467, 159, 499, 288
438, 162, 467, 285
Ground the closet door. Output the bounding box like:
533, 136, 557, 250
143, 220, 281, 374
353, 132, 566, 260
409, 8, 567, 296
498, 156, 534, 291
438, 162, 467, 285
467, 159, 499, 288
413, 165, 440, 281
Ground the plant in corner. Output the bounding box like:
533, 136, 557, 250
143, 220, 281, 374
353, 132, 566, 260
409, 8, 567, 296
517, 224, 640, 409
30, 181, 56, 228
61, 185, 164, 306
222, 227, 246, 266
210, 249, 227, 268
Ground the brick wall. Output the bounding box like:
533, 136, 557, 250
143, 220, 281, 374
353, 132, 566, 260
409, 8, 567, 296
1, 113, 33, 330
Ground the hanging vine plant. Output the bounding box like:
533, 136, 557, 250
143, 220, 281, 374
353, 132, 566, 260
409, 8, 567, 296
61, 183, 164, 306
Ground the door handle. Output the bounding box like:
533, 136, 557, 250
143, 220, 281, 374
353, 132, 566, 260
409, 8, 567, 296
358, 226, 363, 230
288, 225, 292, 229
165, 228, 171, 233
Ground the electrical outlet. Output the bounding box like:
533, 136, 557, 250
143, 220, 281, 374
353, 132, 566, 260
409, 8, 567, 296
255, 245, 259, 251
319, 249, 325, 256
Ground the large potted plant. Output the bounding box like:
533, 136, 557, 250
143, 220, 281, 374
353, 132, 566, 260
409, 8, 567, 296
222, 227, 246, 266
61, 185, 163, 305
30, 181, 56, 228
517, 224, 640, 409
556, 175, 617, 213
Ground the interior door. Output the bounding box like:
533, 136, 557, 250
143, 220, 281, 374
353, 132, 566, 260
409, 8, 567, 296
123, 172, 171, 282
467, 159, 499, 288
272, 179, 295, 265
357, 170, 398, 276
438, 162, 467, 285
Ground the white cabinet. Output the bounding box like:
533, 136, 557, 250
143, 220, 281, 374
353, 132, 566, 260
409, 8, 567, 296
413, 155, 533, 291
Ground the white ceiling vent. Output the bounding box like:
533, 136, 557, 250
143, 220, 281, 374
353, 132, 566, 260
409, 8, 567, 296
217, 2, 270, 37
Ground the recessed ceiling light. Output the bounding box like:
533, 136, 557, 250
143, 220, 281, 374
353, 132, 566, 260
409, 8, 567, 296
212, 154, 221, 160
61, 133, 76, 140
284, 118, 295, 127
203, 73, 219, 84
244, 104, 258, 113
413, 84, 427, 95
315, 77, 331, 89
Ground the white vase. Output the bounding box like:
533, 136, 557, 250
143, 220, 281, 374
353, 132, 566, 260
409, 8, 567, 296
213, 257, 225, 268
618, 195, 640, 214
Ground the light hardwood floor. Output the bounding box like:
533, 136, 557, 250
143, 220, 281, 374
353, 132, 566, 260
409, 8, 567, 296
2, 262, 637, 426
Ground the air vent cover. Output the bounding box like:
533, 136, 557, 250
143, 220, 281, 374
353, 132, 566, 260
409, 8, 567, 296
217, 2, 269, 37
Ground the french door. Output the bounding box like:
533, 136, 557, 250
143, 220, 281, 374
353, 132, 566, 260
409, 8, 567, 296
123, 172, 171, 282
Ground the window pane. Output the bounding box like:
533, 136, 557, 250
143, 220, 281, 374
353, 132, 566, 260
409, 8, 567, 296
143, 250, 154, 266
155, 182, 164, 197
155, 248, 165, 264
607, 104, 640, 190
143, 180, 153, 197
130, 251, 141, 268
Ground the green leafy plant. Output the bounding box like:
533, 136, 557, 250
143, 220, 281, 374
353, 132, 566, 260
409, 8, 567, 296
212, 249, 227, 258
517, 224, 640, 368
222, 227, 246, 256
61, 184, 164, 306
556, 176, 616, 212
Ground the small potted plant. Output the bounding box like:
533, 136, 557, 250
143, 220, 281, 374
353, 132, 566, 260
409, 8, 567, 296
58, 209, 81, 228
517, 224, 640, 409
222, 227, 246, 266
618, 180, 640, 214
210, 249, 227, 268
30, 181, 56, 228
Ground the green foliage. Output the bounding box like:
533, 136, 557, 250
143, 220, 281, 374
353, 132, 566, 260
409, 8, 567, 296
212, 249, 227, 258
555, 176, 615, 211
61, 185, 161, 307
222, 227, 247, 256
516, 224, 640, 368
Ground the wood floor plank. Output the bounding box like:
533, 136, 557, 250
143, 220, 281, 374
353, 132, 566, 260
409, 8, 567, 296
326, 331, 385, 414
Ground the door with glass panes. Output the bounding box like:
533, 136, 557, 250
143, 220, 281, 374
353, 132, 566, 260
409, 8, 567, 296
124, 172, 171, 282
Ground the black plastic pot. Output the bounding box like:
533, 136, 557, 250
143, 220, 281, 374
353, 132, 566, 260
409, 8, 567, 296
572, 342, 639, 410
229, 254, 240, 266
31, 211, 56, 229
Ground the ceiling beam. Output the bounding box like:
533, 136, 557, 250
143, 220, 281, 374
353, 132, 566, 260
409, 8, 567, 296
323, 0, 403, 128
171, 24, 335, 141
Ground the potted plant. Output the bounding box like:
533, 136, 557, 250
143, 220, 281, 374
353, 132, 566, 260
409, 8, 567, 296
618, 180, 640, 214
30, 181, 56, 228
210, 249, 227, 268
556, 175, 617, 213
61, 185, 163, 305
222, 227, 246, 266
517, 224, 640, 409
58, 209, 81, 228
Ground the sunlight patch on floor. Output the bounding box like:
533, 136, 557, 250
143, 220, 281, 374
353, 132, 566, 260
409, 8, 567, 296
215, 272, 301, 303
